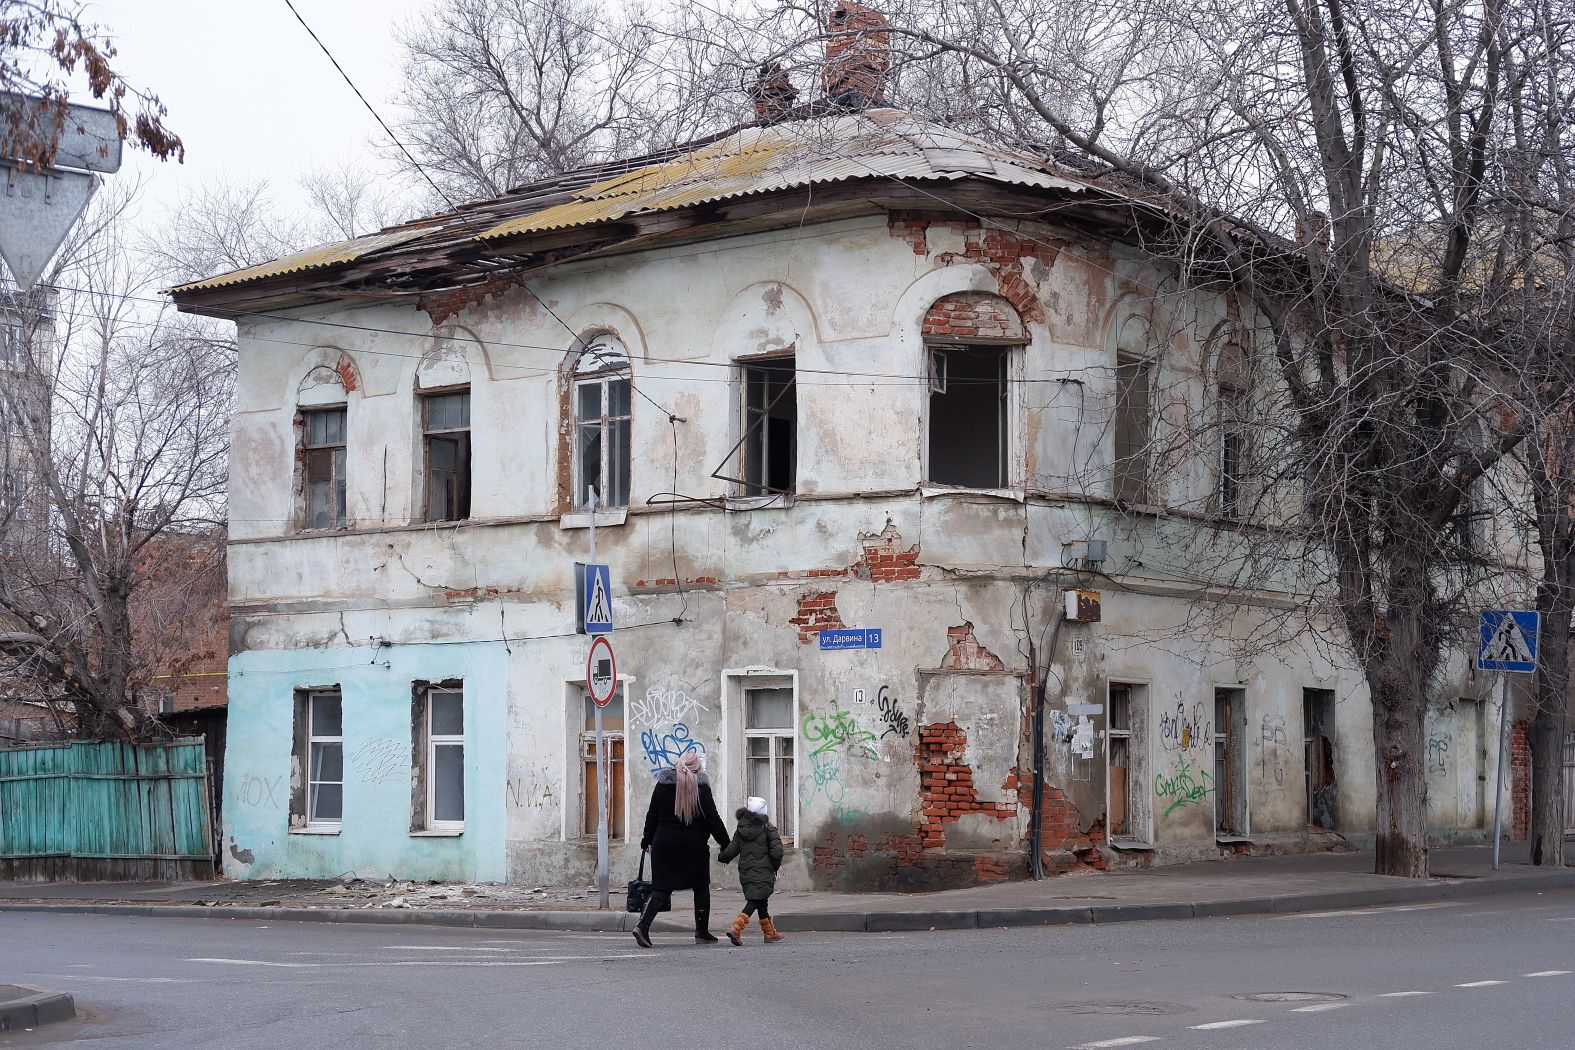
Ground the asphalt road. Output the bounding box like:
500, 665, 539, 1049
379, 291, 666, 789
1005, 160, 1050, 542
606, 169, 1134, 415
3, 889, 1573, 1049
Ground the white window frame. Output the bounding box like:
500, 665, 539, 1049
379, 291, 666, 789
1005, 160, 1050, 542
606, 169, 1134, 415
571, 334, 632, 510
720, 668, 799, 844
425, 686, 466, 831
306, 689, 343, 829
561, 679, 632, 843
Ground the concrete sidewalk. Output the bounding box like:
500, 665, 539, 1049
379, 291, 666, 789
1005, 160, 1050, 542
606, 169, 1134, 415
1, 844, 1572, 933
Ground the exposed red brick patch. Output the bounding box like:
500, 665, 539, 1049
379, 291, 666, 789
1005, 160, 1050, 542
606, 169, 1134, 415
789, 591, 845, 644
419, 276, 523, 326
1002, 768, 1106, 867
922, 292, 1025, 342
857, 521, 920, 583
940, 622, 1005, 671
822, 2, 891, 105
889, 212, 1066, 325
333, 354, 360, 393
916, 722, 1015, 849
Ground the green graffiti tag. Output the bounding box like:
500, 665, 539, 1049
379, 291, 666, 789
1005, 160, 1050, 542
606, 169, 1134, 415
802, 702, 879, 759
1155, 759, 1215, 817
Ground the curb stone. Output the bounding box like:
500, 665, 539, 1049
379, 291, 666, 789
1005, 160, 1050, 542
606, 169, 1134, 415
0, 987, 75, 1031
0, 870, 1572, 934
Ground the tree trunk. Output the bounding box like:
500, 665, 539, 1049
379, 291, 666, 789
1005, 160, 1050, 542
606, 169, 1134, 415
1371, 689, 1430, 877
1529, 612, 1568, 865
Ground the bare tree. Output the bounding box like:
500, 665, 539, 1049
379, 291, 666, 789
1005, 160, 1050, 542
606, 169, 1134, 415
0, 181, 230, 739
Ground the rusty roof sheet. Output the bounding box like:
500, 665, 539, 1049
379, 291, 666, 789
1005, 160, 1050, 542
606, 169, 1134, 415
170, 228, 431, 294
479, 111, 1086, 240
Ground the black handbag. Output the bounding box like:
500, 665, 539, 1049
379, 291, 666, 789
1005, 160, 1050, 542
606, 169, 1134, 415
625, 852, 669, 913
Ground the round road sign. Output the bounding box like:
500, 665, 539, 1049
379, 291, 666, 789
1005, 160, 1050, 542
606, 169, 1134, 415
586, 635, 617, 707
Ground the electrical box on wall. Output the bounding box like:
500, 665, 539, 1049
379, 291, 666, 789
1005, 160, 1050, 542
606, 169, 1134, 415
1065, 589, 1102, 623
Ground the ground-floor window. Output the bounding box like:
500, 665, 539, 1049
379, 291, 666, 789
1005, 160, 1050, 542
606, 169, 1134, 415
412, 683, 465, 831
725, 673, 797, 843
1303, 688, 1338, 830
293, 688, 342, 828
1106, 681, 1150, 842
1214, 686, 1247, 837
581, 690, 626, 840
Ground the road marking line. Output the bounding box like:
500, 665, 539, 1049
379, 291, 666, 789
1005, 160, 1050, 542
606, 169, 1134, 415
1072, 1038, 1161, 1048
190, 958, 313, 968
1546, 917, 1575, 922
1189, 1020, 1266, 1030
1525, 971, 1571, 977
1455, 980, 1507, 988
26, 973, 194, 984
1283, 902, 1459, 919
1291, 1003, 1349, 1013
1378, 991, 1433, 998
190, 955, 653, 969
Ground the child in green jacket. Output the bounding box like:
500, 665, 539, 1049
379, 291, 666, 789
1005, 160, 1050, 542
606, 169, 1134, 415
718, 795, 785, 943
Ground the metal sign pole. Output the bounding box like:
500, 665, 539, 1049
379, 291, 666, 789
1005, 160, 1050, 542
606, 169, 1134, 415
589, 488, 609, 910
1491, 672, 1510, 871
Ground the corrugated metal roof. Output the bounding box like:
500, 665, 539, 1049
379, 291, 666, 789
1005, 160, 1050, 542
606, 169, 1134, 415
478, 112, 1085, 241
170, 228, 430, 294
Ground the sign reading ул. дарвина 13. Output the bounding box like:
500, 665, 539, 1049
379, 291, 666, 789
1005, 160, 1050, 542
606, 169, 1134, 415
818, 628, 882, 651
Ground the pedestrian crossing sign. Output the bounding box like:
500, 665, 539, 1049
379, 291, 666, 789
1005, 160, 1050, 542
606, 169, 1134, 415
577, 562, 614, 635
1477, 610, 1538, 673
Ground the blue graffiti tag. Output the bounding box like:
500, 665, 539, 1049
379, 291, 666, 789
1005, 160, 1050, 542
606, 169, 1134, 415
641, 722, 706, 775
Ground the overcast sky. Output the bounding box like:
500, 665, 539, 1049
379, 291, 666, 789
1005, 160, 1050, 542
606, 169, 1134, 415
88, 0, 429, 223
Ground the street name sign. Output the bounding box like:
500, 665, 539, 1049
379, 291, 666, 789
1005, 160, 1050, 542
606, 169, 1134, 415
819, 628, 883, 651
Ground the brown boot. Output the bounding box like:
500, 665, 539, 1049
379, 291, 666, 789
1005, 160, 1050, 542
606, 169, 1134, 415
727, 912, 749, 946
760, 916, 785, 942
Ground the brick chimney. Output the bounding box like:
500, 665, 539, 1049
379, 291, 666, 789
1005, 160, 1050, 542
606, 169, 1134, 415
822, 1, 891, 110
749, 62, 798, 124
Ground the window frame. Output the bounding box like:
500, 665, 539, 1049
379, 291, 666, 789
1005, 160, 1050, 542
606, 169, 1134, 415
421, 389, 472, 523
1114, 353, 1153, 505
305, 689, 344, 829
1217, 380, 1249, 518
924, 342, 1016, 489
571, 336, 632, 510
563, 683, 629, 842
578, 688, 626, 841
743, 684, 796, 843
300, 406, 348, 531
0, 322, 23, 367
424, 685, 466, 831
737, 354, 798, 497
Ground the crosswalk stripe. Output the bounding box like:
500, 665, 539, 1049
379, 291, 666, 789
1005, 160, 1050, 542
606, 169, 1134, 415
1189, 1019, 1265, 1030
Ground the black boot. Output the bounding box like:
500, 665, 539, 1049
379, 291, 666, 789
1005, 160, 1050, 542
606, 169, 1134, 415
632, 894, 662, 948
694, 905, 718, 943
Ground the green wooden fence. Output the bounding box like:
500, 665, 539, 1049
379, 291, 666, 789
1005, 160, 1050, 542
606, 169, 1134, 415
0, 738, 215, 881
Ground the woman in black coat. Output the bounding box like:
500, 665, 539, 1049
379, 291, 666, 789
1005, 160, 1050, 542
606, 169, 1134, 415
633, 751, 730, 947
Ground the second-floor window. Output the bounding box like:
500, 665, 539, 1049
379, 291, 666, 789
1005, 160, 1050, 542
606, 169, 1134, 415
741, 356, 797, 495
928, 345, 1010, 488
1114, 355, 1152, 504
573, 336, 630, 509
302, 408, 347, 530
0, 323, 24, 367
423, 391, 471, 522
1218, 382, 1248, 518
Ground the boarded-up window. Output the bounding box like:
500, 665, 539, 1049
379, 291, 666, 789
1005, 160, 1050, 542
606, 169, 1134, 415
1114, 355, 1151, 503
580, 689, 625, 839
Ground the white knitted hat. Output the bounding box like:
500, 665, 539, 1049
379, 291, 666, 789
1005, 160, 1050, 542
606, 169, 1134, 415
746, 796, 768, 816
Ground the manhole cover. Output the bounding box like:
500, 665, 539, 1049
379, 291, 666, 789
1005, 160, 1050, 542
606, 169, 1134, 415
1056, 1002, 1190, 1016
1234, 992, 1347, 1003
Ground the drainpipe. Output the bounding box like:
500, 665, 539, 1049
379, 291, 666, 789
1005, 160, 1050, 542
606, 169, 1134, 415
1030, 606, 1068, 880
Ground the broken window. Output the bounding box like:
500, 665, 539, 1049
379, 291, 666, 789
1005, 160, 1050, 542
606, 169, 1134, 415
423, 390, 471, 522
744, 686, 795, 841
572, 335, 631, 509
1213, 687, 1247, 837
302, 408, 347, 530
741, 356, 797, 495
1114, 354, 1151, 504
927, 345, 1009, 488
412, 685, 465, 830
303, 689, 343, 827
580, 690, 625, 839
1303, 688, 1338, 830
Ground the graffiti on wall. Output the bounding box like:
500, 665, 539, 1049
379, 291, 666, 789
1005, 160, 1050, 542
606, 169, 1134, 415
1159, 698, 1212, 753
632, 683, 707, 727
506, 777, 555, 809
234, 773, 283, 808
1260, 713, 1288, 787
349, 738, 406, 785
640, 723, 707, 775
1155, 758, 1215, 818
801, 753, 845, 805
877, 686, 911, 739
1426, 732, 1451, 776
803, 702, 879, 760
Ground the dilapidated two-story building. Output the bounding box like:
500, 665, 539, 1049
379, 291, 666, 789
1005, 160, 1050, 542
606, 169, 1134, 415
172, 80, 1512, 890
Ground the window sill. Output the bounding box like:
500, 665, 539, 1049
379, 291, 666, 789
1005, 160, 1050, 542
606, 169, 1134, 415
560, 509, 628, 530
725, 494, 793, 512
1215, 834, 1253, 845
410, 828, 465, 838
289, 826, 342, 836
1107, 837, 1154, 851
919, 485, 1025, 503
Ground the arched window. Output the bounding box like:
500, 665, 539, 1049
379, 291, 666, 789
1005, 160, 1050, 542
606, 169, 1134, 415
572, 333, 631, 509
923, 293, 1024, 488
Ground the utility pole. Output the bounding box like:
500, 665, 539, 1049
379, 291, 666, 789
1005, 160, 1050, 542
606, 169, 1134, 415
589, 487, 609, 910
